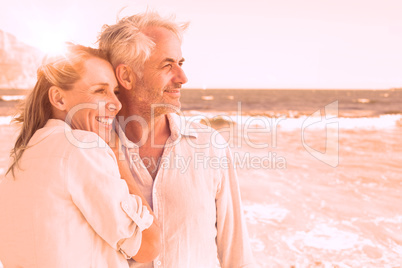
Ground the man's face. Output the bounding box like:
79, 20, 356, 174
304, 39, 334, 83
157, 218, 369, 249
133, 27, 188, 115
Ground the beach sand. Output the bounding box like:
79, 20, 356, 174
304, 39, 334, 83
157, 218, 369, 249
1, 117, 401, 267
214, 118, 402, 267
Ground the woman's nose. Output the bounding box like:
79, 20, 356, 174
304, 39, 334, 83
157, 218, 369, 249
107, 94, 122, 113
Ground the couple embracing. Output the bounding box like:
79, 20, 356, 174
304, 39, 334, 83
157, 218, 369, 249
0, 10, 255, 268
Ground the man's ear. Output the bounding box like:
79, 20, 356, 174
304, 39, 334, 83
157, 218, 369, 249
115, 64, 136, 90
48, 86, 67, 111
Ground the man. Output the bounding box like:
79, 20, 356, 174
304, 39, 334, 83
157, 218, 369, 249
98, 11, 255, 268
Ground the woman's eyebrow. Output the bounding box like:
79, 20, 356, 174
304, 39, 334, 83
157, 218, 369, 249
90, 82, 109, 87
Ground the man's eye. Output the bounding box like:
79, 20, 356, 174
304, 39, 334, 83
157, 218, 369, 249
114, 90, 120, 95
164, 64, 172, 69
95, 88, 105, 93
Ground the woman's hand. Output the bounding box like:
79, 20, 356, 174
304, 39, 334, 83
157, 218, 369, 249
108, 129, 161, 262
108, 130, 142, 195
107, 130, 122, 160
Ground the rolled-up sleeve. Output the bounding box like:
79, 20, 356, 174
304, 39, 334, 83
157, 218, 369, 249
66, 134, 153, 258
118, 195, 153, 258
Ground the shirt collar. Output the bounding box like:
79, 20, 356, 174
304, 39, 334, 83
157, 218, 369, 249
167, 113, 198, 139
44, 118, 72, 130
28, 119, 71, 146
114, 120, 136, 149
116, 113, 198, 149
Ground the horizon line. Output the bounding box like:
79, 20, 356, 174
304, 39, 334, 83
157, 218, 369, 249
0, 87, 400, 91
182, 87, 400, 91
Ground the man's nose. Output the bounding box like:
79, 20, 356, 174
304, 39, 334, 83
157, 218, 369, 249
173, 66, 188, 85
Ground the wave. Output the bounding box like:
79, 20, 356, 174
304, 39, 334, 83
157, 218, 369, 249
0, 116, 13, 125
0, 95, 26, 102
201, 95, 214, 101
184, 108, 402, 119
183, 112, 402, 131
355, 98, 371, 104
0, 113, 401, 130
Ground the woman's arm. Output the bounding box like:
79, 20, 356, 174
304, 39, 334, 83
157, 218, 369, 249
109, 132, 161, 263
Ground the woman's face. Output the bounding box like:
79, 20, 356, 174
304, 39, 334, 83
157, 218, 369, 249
63, 57, 121, 142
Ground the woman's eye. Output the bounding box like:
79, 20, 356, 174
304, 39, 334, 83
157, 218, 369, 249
114, 90, 120, 95
95, 88, 106, 94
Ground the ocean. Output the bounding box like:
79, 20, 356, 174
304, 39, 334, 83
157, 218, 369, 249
0, 89, 401, 267
180, 88, 402, 117
2, 88, 402, 116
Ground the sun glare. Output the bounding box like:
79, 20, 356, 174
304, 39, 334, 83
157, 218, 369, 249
32, 22, 75, 55
38, 35, 68, 55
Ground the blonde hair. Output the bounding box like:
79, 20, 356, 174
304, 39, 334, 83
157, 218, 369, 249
6, 44, 107, 177
98, 10, 189, 76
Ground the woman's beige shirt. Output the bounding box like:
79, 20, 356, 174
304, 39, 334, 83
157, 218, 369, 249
0, 119, 153, 268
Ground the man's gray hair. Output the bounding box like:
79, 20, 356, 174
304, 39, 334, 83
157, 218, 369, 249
98, 10, 189, 76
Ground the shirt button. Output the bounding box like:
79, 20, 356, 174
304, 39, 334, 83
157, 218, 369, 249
156, 260, 162, 266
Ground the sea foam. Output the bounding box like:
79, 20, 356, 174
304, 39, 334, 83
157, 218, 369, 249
0, 95, 26, 101
0, 116, 13, 125
184, 112, 402, 131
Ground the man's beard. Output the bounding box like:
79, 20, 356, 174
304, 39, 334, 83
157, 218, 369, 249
135, 78, 182, 116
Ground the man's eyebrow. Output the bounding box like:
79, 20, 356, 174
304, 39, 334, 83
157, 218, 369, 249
161, 57, 186, 64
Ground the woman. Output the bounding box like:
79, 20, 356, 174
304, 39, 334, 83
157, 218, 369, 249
0, 44, 160, 267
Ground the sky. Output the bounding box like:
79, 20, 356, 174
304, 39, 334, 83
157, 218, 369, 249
1, 0, 402, 89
